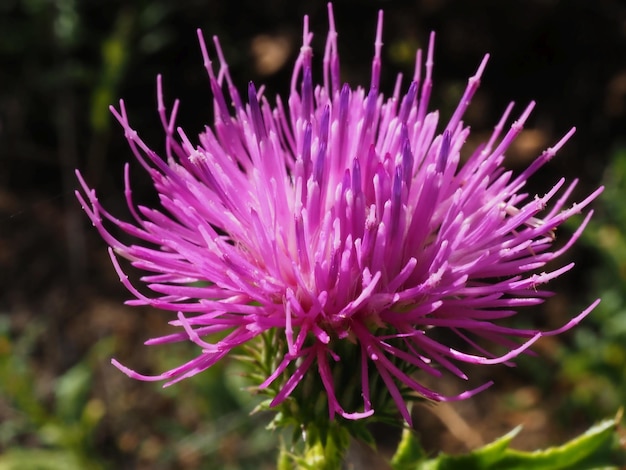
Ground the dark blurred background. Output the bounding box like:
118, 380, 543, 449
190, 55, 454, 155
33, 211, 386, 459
1, 0, 626, 468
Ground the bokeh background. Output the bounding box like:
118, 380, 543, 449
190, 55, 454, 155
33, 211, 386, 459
1, 0, 626, 468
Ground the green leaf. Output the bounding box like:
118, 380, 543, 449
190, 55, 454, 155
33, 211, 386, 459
55, 362, 92, 423
398, 414, 625, 470
417, 427, 522, 470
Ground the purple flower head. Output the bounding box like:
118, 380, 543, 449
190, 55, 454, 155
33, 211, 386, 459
76, 5, 602, 425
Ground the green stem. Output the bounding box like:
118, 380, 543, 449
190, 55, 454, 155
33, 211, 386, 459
278, 421, 350, 470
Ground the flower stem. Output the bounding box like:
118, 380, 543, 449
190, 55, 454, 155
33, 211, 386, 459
278, 421, 350, 470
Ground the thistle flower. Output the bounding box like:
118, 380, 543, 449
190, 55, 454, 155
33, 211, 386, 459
76, 5, 601, 425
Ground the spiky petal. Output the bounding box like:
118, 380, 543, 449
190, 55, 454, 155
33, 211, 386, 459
76, 5, 602, 424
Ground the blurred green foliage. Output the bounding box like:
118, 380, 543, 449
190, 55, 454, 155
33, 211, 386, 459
556, 146, 626, 419
0, 316, 105, 470
0, 316, 278, 469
